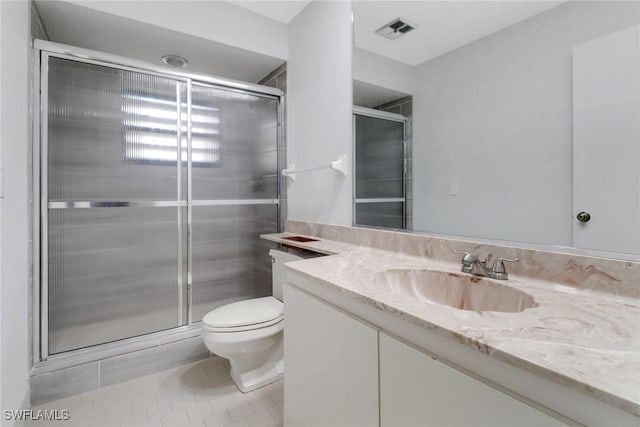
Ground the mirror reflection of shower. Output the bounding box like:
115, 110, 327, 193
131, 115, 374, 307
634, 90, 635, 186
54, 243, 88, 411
352, 1, 640, 258
353, 102, 410, 230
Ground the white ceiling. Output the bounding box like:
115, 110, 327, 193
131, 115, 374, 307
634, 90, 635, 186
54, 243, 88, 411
220, 1, 564, 67
36, 0, 567, 96
224, 0, 311, 23
354, 1, 563, 66
36, 1, 285, 83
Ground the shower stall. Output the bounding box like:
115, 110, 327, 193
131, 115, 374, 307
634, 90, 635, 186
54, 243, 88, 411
353, 106, 408, 229
33, 41, 282, 363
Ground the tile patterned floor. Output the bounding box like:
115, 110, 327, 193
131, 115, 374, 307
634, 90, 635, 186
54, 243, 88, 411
27, 357, 283, 427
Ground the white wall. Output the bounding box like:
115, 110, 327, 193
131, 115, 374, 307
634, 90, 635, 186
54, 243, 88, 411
286, 0, 353, 225
413, 1, 640, 246
0, 0, 31, 422
0, 0, 3, 415
70, 0, 288, 60
353, 47, 416, 96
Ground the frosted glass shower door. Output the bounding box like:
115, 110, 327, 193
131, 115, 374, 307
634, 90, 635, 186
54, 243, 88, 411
354, 113, 406, 229
44, 57, 188, 354
190, 84, 279, 322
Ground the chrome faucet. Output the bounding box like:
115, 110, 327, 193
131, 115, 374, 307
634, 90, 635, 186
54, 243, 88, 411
453, 249, 518, 280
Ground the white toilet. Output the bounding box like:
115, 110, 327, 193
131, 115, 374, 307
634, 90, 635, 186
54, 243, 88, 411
201, 248, 304, 393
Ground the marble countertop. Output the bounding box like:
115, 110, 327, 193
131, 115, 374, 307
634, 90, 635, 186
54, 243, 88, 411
262, 232, 640, 416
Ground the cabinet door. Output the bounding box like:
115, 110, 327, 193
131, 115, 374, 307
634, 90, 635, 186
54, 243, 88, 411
379, 332, 566, 427
283, 284, 379, 427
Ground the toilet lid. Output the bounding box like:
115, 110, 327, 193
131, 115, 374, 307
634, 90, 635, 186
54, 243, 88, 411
202, 297, 283, 329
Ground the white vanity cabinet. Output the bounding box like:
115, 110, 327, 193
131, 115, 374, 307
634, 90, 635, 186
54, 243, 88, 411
379, 332, 566, 427
283, 281, 568, 427
283, 283, 380, 427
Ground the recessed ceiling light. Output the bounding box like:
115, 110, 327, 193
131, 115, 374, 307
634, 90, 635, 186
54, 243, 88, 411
161, 54, 188, 68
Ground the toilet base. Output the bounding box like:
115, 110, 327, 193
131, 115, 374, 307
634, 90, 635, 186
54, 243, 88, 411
229, 339, 284, 393
230, 361, 284, 393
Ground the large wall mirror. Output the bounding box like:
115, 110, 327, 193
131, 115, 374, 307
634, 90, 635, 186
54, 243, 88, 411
352, 1, 640, 260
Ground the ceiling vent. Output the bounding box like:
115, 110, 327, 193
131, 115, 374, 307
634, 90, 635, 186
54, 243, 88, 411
375, 18, 416, 40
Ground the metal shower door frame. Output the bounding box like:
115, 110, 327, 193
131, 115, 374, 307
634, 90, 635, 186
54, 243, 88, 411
352, 105, 409, 229
33, 40, 283, 369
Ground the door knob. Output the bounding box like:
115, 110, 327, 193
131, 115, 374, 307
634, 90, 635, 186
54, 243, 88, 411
576, 211, 591, 223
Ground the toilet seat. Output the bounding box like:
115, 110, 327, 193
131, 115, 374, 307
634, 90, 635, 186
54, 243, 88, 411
202, 296, 283, 333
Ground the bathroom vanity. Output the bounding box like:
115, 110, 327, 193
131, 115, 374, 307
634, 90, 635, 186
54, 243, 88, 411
262, 223, 640, 427
284, 284, 563, 427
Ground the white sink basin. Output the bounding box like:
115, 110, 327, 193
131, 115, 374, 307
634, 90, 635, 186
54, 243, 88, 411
374, 269, 537, 313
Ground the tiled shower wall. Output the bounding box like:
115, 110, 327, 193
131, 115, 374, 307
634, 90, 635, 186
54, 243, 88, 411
375, 96, 413, 230
31, 1, 49, 41
259, 63, 288, 231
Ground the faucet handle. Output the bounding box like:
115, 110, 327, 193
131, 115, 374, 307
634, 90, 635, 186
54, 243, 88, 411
453, 249, 475, 273
453, 249, 476, 262
492, 257, 519, 274
454, 249, 491, 264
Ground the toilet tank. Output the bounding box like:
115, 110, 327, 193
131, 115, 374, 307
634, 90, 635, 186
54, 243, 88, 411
269, 248, 322, 300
